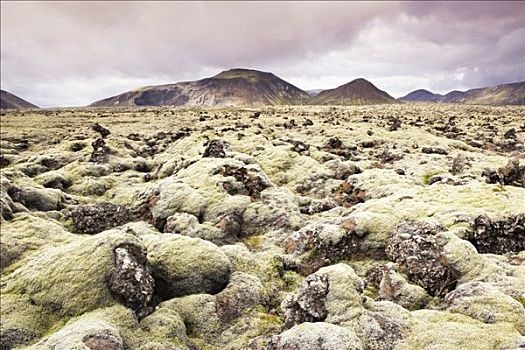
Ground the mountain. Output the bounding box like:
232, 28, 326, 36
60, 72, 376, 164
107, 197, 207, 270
306, 89, 324, 97
309, 78, 397, 105
1, 90, 39, 109
399, 89, 442, 102
90, 68, 310, 107
400, 81, 525, 105
441, 81, 525, 105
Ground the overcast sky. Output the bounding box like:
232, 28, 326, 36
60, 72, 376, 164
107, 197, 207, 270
1, 1, 524, 107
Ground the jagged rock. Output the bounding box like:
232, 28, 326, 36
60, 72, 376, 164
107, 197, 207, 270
108, 244, 155, 319
90, 138, 111, 163
466, 214, 525, 254
218, 164, 272, 198
281, 272, 329, 328
64, 202, 135, 234
377, 263, 431, 310
482, 159, 525, 187
203, 139, 227, 158
332, 180, 366, 207
386, 221, 458, 296
284, 219, 370, 275
92, 123, 111, 138
282, 264, 364, 328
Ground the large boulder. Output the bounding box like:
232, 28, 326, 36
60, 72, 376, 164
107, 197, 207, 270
270, 322, 363, 350
143, 234, 232, 298
386, 221, 458, 296
441, 282, 525, 334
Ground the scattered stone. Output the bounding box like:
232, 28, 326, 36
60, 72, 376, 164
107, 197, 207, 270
377, 263, 432, 310
482, 159, 524, 187
203, 139, 227, 158
386, 221, 458, 296
503, 128, 517, 140
64, 202, 135, 234
332, 180, 366, 208
450, 153, 468, 175
466, 214, 525, 254
281, 273, 329, 328
219, 164, 271, 198
421, 146, 448, 155
89, 138, 111, 163
92, 123, 111, 138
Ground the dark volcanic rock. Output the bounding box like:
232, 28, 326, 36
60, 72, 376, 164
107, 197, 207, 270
386, 221, 458, 296
203, 139, 227, 158
64, 202, 135, 234
89, 138, 111, 163
482, 159, 524, 187
0, 328, 36, 350
332, 180, 366, 208
421, 147, 448, 155
108, 244, 155, 319
92, 123, 111, 138
219, 164, 271, 198
466, 214, 525, 254
281, 273, 329, 328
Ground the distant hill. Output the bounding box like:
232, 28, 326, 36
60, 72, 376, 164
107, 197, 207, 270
90, 68, 310, 107
306, 89, 324, 97
400, 81, 525, 105
309, 78, 398, 105
399, 89, 442, 102
1, 90, 39, 109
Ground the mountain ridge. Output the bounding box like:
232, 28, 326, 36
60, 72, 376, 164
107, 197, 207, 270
1, 90, 39, 109
400, 81, 525, 105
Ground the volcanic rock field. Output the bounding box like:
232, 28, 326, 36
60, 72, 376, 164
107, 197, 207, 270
1, 104, 524, 350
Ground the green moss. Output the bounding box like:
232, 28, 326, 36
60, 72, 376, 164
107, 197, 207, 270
243, 235, 263, 251
1, 230, 144, 335
421, 170, 441, 185
398, 310, 523, 350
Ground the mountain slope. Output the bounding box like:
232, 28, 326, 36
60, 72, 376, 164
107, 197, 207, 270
399, 89, 442, 102
90, 69, 310, 107
441, 81, 525, 105
1, 90, 39, 109
400, 81, 525, 105
310, 78, 397, 105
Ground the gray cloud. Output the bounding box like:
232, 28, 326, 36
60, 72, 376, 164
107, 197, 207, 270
1, 1, 524, 106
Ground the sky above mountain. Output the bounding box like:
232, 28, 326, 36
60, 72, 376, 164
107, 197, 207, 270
1, 1, 524, 107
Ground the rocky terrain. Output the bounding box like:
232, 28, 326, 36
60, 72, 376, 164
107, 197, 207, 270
400, 81, 525, 105
0, 103, 524, 350
0, 90, 39, 110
